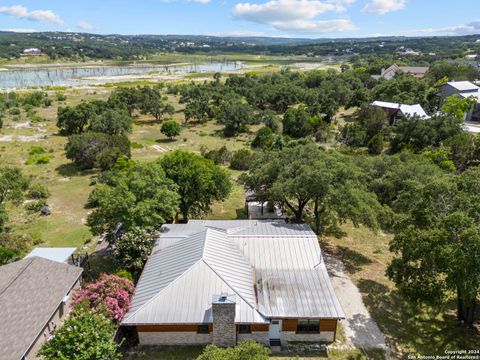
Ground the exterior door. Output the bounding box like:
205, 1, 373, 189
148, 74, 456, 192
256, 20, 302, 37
269, 320, 281, 340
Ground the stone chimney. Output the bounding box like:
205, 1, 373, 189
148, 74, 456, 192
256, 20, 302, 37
212, 293, 236, 347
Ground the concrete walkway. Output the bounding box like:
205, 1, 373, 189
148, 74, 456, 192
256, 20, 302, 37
324, 254, 387, 350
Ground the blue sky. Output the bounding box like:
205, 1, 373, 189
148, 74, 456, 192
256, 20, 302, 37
0, 0, 479, 38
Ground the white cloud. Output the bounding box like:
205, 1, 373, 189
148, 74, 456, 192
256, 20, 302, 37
232, 0, 356, 34
0, 28, 37, 33
0, 5, 63, 24
77, 21, 94, 31
189, 0, 211, 3
362, 0, 405, 15
402, 19, 480, 36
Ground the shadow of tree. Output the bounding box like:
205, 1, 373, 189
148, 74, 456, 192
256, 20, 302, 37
155, 138, 177, 144
334, 246, 373, 273
235, 207, 248, 219
357, 279, 478, 357
55, 163, 97, 177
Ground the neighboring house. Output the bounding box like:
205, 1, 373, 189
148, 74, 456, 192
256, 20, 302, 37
22, 48, 41, 56
122, 220, 344, 348
0, 257, 83, 360
25, 247, 76, 263
439, 81, 480, 122
25, 247, 90, 268
371, 100, 429, 124
376, 64, 428, 80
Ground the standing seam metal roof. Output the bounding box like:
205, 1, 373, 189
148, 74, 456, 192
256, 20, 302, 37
122, 220, 344, 325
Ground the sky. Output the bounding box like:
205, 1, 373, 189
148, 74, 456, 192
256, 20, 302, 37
0, 0, 479, 39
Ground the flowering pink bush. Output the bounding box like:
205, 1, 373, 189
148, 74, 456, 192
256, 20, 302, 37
72, 273, 135, 322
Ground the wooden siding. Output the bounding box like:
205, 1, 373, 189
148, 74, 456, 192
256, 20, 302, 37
281, 319, 297, 331
320, 319, 337, 332
137, 325, 213, 333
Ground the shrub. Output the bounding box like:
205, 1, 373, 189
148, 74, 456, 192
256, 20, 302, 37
55, 92, 67, 101
26, 183, 51, 200
25, 199, 47, 213
115, 270, 133, 281
71, 273, 134, 322
161, 120, 181, 140
230, 149, 254, 171
29, 145, 46, 155
197, 340, 270, 360
38, 307, 120, 360
201, 145, 231, 165
0, 247, 17, 265
25, 154, 52, 165
367, 134, 385, 155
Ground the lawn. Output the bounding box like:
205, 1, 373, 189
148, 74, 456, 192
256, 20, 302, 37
322, 223, 480, 358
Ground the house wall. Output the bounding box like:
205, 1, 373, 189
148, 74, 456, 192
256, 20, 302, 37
135, 319, 338, 346
24, 278, 81, 360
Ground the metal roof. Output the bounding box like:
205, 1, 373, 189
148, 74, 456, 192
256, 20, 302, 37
372, 101, 429, 119
446, 81, 479, 92
0, 257, 82, 360
122, 220, 344, 325
25, 247, 76, 263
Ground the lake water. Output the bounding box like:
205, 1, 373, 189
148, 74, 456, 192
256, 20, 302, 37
0, 62, 248, 89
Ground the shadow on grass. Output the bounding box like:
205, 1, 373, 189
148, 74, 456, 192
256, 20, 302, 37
357, 279, 479, 357
155, 138, 177, 144
55, 163, 97, 177
86, 244, 121, 280
333, 245, 373, 274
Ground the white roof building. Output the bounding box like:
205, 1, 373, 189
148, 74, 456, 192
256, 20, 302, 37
372, 101, 430, 119
25, 247, 76, 263
122, 220, 344, 326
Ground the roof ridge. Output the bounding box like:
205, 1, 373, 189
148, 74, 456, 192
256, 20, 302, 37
201, 259, 258, 312
0, 257, 34, 298
123, 257, 205, 323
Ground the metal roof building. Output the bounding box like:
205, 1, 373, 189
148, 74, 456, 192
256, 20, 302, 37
122, 220, 344, 326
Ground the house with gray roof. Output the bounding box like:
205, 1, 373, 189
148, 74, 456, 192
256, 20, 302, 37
121, 220, 344, 347
0, 257, 83, 360
374, 64, 429, 80
440, 81, 480, 123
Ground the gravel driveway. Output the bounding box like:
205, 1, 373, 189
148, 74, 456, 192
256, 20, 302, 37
324, 254, 387, 350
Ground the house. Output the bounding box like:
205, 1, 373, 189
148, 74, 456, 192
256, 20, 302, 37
25, 247, 76, 263
121, 220, 344, 347
371, 100, 429, 124
439, 81, 480, 122
22, 48, 41, 56
25, 247, 90, 268
376, 64, 429, 80
0, 257, 83, 360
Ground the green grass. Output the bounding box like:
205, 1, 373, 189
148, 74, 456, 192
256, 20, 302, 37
322, 224, 480, 358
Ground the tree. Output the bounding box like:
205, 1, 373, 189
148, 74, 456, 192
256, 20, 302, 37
38, 307, 120, 360
440, 94, 477, 119
197, 340, 270, 360
114, 227, 155, 273
65, 132, 131, 170
368, 134, 384, 155
184, 97, 211, 124
217, 99, 254, 137
282, 107, 313, 138
87, 162, 179, 235
251, 126, 274, 149
109, 87, 141, 117
242, 143, 382, 231
0, 167, 29, 232
71, 274, 134, 322
388, 168, 480, 327
89, 108, 132, 135
138, 86, 174, 121
57, 101, 103, 135
160, 150, 231, 221
229, 149, 254, 171
160, 120, 181, 140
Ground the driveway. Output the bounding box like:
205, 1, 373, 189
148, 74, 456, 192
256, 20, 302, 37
324, 254, 387, 350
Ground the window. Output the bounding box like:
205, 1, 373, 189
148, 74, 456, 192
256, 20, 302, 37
296, 319, 320, 334
238, 324, 251, 334
197, 324, 209, 334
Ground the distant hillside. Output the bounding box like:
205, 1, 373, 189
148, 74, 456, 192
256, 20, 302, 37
0, 31, 479, 61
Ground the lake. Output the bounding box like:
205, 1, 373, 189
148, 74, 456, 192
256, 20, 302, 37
0, 62, 248, 89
